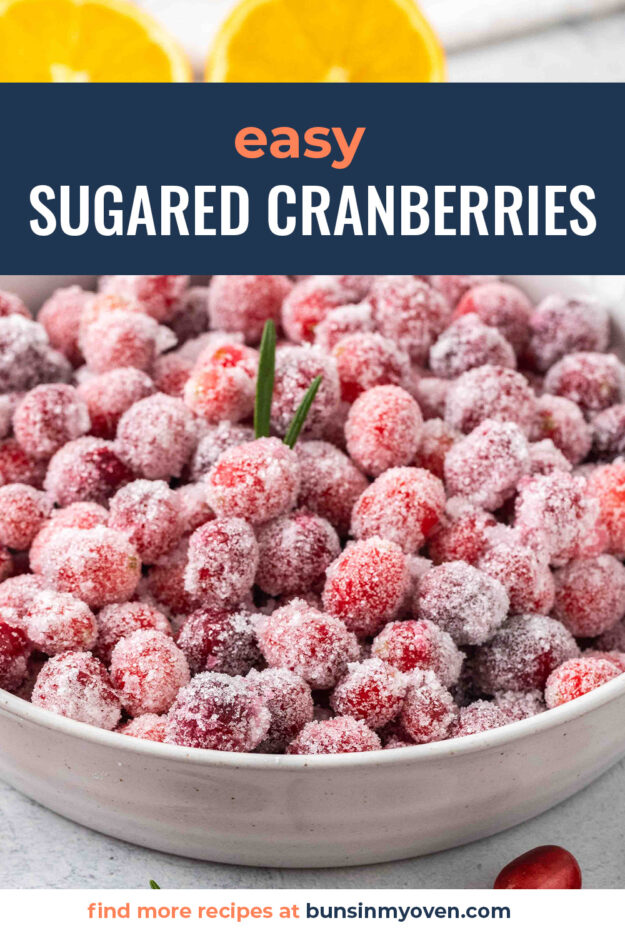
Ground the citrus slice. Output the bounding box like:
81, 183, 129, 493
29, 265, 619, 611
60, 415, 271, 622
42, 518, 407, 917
206, 0, 445, 82
0, 0, 191, 81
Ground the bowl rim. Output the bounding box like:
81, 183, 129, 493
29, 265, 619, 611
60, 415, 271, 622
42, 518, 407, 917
2, 672, 625, 771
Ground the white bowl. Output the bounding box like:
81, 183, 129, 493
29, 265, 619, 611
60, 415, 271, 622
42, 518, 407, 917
0, 273, 623, 868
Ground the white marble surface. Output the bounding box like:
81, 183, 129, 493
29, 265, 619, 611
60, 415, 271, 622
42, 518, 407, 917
3, 13, 625, 890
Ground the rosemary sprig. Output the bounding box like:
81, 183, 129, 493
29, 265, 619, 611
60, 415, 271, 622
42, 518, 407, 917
149, 880, 160, 889
254, 319, 276, 439
283, 376, 322, 448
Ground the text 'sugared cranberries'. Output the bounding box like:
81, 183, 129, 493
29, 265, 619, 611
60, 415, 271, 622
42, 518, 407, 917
116, 393, 197, 481
44, 436, 133, 506
345, 385, 423, 477
209, 275, 291, 343
444, 419, 530, 511
166, 671, 270, 751
272, 345, 340, 436
0, 618, 30, 691
24, 589, 97, 655
428, 275, 497, 308
80, 309, 164, 375
330, 659, 408, 728
474, 614, 579, 693
332, 331, 411, 404
531, 394, 591, 465
414, 418, 462, 479
545, 656, 621, 708
95, 602, 172, 665
372, 619, 464, 687
445, 365, 535, 435
13, 384, 90, 459
527, 294, 609, 372
183, 342, 258, 423
99, 275, 189, 323
176, 606, 262, 676
207, 437, 300, 525
452, 700, 509, 737
77, 367, 154, 439
32, 651, 121, 729
592, 404, 625, 460
494, 845, 582, 890
417, 560, 509, 646
257, 599, 359, 689
493, 689, 546, 722
399, 669, 458, 743
0, 315, 71, 393
429, 314, 516, 379
38, 285, 91, 366
41, 526, 141, 608
323, 537, 409, 638
478, 533, 555, 616
313, 302, 374, 352
287, 715, 381, 754
108, 480, 181, 564
190, 421, 254, 481
545, 352, 625, 415
184, 518, 258, 607
255, 510, 340, 596
514, 470, 599, 567
453, 281, 532, 354
248, 667, 314, 753
587, 463, 625, 556
0, 289, 31, 319
282, 276, 353, 343
552, 554, 625, 637
296, 440, 368, 536
110, 629, 190, 716
350, 467, 445, 553
370, 276, 450, 364
118, 713, 168, 742
29, 501, 109, 574
0, 483, 51, 550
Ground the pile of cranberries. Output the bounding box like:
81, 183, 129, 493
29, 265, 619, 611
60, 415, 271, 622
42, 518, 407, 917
0, 273, 624, 755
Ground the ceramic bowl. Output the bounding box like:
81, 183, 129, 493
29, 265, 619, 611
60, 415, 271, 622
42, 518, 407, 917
0, 274, 623, 867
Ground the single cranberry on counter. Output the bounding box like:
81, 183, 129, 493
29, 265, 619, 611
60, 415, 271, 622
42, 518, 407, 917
494, 845, 582, 889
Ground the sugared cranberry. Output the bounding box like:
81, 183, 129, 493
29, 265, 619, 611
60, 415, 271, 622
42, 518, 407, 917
545, 656, 621, 708
0, 289, 31, 319
116, 393, 197, 481
453, 281, 532, 354
414, 418, 462, 478
445, 365, 535, 435
0, 618, 30, 691
345, 385, 423, 477
591, 404, 625, 460
553, 554, 625, 637
209, 275, 291, 342
444, 420, 530, 511
527, 294, 609, 372
32, 651, 121, 729
417, 561, 509, 646
95, 602, 172, 665
38, 285, 91, 365
77, 367, 154, 439
428, 498, 497, 565
110, 629, 189, 717
296, 440, 368, 536
478, 532, 555, 616
493, 689, 546, 722
248, 667, 314, 753
399, 670, 458, 743
118, 713, 168, 742
429, 275, 497, 308
332, 331, 411, 404
13, 384, 90, 459
24, 589, 97, 655
331, 659, 408, 728
587, 463, 625, 556
176, 606, 262, 676
452, 700, 509, 737
184, 341, 258, 423
429, 314, 516, 379
545, 352, 625, 415
314, 302, 374, 352
282, 276, 354, 343
99, 275, 189, 323
271, 345, 340, 436
0, 484, 51, 550
287, 715, 381, 754
255, 510, 339, 596
414, 374, 450, 419
370, 276, 450, 364
531, 394, 591, 465
189, 422, 255, 481
184, 518, 258, 607
44, 436, 133, 506
108, 480, 181, 563
29, 501, 109, 574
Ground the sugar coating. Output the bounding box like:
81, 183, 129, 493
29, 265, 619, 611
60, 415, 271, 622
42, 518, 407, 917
110, 629, 190, 717
428, 498, 497, 565
0, 289, 31, 320
38, 286, 91, 366
414, 418, 462, 479
176, 607, 262, 676
183, 341, 258, 423
296, 440, 368, 536
32, 651, 121, 729
165, 671, 271, 751
287, 715, 381, 755
399, 669, 458, 743
323, 537, 409, 638
587, 463, 625, 556
528, 439, 572, 476
514, 470, 599, 567
271, 345, 340, 435
493, 689, 546, 722
591, 404, 625, 460
417, 560, 509, 646
372, 619, 464, 687
0, 619, 31, 692
152, 353, 192, 397
248, 667, 314, 753
370, 276, 450, 364
544, 656, 621, 709
282, 276, 355, 344
207, 437, 300, 525
169, 286, 210, 344
255, 510, 340, 596
313, 302, 375, 352
116, 393, 197, 480
44, 436, 133, 506
453, 281, 532, 354
0, 574, 46, 626
414, 375, 450, 420
0, 483, 51, 550
350, 467, 445, 553
584, 649, 625, 672
95, 602, 172, 665
146, 539, 199, 616
257, 599, 359, 689
331, 658, 408, 728
553, 554, 625, 637
478, 531, 555, 616
209, 275, 291, 343
77, 368, 154, 439
24, 588, 97, 655
331, 331, 411, 404
452, 700, 509, 738
0, 439, 46, 487
429, 275, 497, 309
444, 420, 530, 511
346, 385, 423, 477
545, 352, 625, 415
14, 384, 90, 459
184, 518, 258, 607
40, 525, 141, 608
80, 308, 165, 374
190, 421, 255, 481
445, 365, 535, 435
527, 294, 610, 372
176, 482, 215, 534
0, 315, 71, 393
99, 275, 189, 323
118, 713, 168, 743
429, 314, 516, 380
29, 501, 109, 575
474, 614, 579, 693
108, 480, 181, 563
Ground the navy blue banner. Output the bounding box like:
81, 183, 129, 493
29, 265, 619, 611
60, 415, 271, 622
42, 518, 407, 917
0, 82, 623, 273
